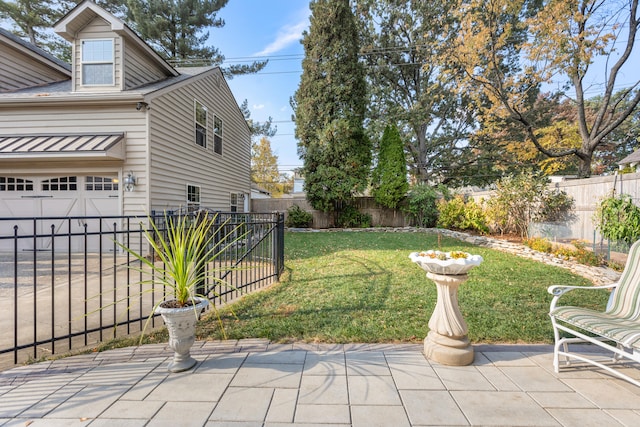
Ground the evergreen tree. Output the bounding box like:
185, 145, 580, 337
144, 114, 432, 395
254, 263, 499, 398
240, 99, 277, 139
292, 0, 370, 216
0, 0, 76, 59
124, 0, 266, 76
371, 125, 408, 209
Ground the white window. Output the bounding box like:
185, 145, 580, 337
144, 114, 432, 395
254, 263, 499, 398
187, 184, 201, 211
0, 177, 33, 191
42, 177, 77, 191
195, 101, 207, 148
214, 115, 223, 154
86, 176, 118, 191
230, 193, 238, 212
81, 39, 114, 85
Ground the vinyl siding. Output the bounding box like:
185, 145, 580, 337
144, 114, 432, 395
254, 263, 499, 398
73, 18, 122, 92
148, 69, 251, 212
0, 43, 69, 92
0, 103, 149, 216
123, 41, 168, 89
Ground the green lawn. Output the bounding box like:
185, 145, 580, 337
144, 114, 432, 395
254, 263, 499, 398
197, 231, 609, 344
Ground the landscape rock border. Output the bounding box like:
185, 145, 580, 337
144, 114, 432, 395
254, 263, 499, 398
287, 227, 622, 286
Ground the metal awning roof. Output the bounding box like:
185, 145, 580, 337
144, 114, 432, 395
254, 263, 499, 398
0, 133, 125, 160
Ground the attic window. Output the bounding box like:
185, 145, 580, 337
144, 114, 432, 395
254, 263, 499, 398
81, 39, 114, 85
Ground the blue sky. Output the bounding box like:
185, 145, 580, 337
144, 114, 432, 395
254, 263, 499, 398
211, 1, 311, 176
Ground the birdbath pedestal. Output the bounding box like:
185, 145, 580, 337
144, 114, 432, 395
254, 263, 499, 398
424, 272, 473, 365
409, 251, 483, 366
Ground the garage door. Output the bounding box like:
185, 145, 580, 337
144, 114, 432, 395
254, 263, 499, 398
0, 175, 120, 252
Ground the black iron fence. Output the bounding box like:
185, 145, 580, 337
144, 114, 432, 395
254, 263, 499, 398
0, 210, 284, 369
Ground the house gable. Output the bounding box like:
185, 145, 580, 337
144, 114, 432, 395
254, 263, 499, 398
0, 28, 71, 92
54, 0, 177, 93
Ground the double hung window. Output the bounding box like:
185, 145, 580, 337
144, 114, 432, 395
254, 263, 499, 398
195, 101, 207, 148
81, 39, 114, 85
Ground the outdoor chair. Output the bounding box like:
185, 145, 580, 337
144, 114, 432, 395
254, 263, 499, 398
548, 239, 640, 387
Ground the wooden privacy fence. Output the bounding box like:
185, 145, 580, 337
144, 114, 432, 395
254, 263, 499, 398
256, 172, 640, 245
252, 196, 413, 228
469, 172, 640, 244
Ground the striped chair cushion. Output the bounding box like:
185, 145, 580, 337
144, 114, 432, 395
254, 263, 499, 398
607, 239, 640, 319
552, 306, 640, 350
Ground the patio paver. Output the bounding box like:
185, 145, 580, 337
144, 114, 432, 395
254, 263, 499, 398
0, 340, 639, 426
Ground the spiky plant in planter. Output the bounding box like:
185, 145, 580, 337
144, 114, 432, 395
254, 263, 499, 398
118, 210, 245, 372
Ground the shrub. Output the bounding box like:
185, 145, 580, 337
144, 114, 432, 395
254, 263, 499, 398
436, 196, 465, 229
336, 204, 371, 228
524, 238, 603, 266
437, 195, 488, 234
484, 172, 575, 238
535, 189, 576, 223
286, 205, 313, 228
524, 237, 553, 253
404, 184, 439, 227
594, 192, 640, 245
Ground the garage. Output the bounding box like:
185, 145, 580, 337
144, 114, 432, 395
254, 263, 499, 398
0, 175, 120, 252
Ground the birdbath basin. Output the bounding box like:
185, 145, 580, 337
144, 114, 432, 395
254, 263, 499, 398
409, 250, 483, 366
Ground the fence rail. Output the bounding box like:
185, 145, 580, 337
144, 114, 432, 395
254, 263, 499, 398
0, 211, 284, 369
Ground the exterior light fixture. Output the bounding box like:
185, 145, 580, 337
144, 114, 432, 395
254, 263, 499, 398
123, 171, 136, 192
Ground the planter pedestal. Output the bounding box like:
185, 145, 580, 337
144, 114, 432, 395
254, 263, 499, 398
423, 272, 474, 366
156, 298, 208, 373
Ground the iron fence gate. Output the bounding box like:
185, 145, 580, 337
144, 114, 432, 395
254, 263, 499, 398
0, 210, 284, 369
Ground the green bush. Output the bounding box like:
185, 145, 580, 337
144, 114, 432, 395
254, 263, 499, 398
404, 184, 439, 227
535, 189, 576, 223
286, 205, 313, 228
484, 172, 575, 238
336, 204, 371, 228
437, 195, 489, 234
594, 192, 640, 245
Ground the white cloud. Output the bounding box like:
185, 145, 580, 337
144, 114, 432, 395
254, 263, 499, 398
253, 104, 265, 110
254, 19, 307, 56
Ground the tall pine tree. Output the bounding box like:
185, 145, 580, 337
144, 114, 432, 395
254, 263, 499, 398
0, 0, 77, 59
292, 0, 370, 217
124, 0, 266, 75
371, 125, 408, 209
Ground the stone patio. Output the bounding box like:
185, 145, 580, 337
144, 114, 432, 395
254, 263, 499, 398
1, 339, 639, 426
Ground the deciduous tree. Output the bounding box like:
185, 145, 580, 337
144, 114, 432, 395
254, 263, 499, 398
445, 0, 640, 177
251, 137, 282, 196
357, 0, 477, 185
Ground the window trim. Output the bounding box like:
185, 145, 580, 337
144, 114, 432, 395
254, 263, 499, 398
213, 115, 223, 155
187, 184, 201, 211
194, 100, 208, 148
0, 177, 34, 191
230, 192, 239, 212
80, 38, 115, 86
41, 176, 78, 191
85, 176, 119, 191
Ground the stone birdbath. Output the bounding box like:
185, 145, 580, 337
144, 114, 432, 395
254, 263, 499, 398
409, 250, 483, 366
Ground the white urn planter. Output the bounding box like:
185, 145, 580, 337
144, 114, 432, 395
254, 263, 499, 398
155, 297, 209, 373
409, 251, 483, 366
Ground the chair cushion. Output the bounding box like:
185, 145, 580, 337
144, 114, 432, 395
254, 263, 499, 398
552, 306, 640, 350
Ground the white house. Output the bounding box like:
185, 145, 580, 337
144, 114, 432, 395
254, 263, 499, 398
0, 0, 251, 229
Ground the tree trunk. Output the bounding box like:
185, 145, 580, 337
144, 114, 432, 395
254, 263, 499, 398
577, 151, 593, 178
